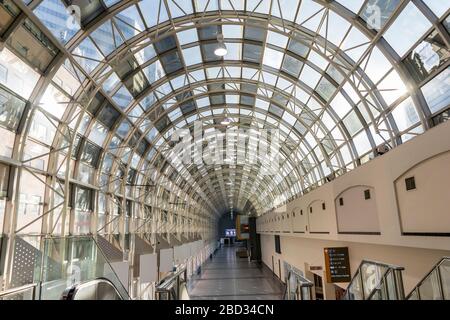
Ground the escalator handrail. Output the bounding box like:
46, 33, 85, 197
282, 272, 290, 300
61, 277, 126, 300
365, 268, 399, 300
405, 256, 450, 300
284, 270, 313, 300
157, 267, 187, 290
92, 235, 131, 298
344, 260, 404, 300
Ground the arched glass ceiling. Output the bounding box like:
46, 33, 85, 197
0, 0, 448, 235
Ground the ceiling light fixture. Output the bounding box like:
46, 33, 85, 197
214, 33, 227, 57
221, 109, 232, 126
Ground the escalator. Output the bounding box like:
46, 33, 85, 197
407, 257, 450, 300
155, 267, 189, 300
283, 270, 313, 300
1, 235, 218, 300
61, 278, 125, 300
36, 236, 130, 300
343, 260, 405, 300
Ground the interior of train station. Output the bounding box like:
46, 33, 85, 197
0, 0, 449, 302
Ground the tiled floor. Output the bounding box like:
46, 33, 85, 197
188, 246, 284, 300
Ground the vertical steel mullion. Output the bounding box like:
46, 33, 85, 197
359, 269, 365, 300
435, 263, 445, 300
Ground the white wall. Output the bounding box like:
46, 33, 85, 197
335, 186, 380, 234
395, 151, 450, 234
257, 120, 450, 251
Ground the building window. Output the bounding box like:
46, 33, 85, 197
405, 177, 416, 190
339, 197, 344, 206
364, 189, 371, 200
309, 207, 312, 213
300, 209, 303, 215
322, 202, 326, 210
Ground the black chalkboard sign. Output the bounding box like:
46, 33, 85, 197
324, 247, 351, 283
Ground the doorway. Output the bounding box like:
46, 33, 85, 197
334, 285, 346, 300
313, 274, 324, 300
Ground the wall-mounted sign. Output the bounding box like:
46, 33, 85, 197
324, 247, 351, 283
236, 215, 249, 240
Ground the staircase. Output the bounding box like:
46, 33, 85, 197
407, 257, 450, 300
343, 260, 405, 300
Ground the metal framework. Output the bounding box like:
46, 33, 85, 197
0, 0, 448, 292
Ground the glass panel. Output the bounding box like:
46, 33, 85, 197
418, 270, 443, 300
346, 270, 363, 300
360, 262, 386, 298
34, 0, 80, 44
421, 67, 450, 114
360, 0, 401, 31
72, 38, 103, 74
383, 2, 432, 57
392, 98, 420, 132
0, 85, 26, 131
139, 0, 169, 27
37, 237, 129, 300
408, 289, 419, 300
422, 0, 450, 17
90, 20, 124, 56
0, 285, 35, 300
114, 5, 145, 40
404, 30, 450, 84
385, 270, 397, 300
439, 259, 450, 299
16, 171, 45, 234
0, 48, 40, 99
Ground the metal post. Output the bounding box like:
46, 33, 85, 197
393, 269, 405, 300
435, 266, 445, 300
359, 270, 365, 300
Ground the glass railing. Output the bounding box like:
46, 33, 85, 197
367, 268, 405, 300
155, 267, 188, 300
0, 283, 37, 300
407, 257, 450, 300
343, 260, 405, 300
284, 270, 313, 300
35, 236, 130, 300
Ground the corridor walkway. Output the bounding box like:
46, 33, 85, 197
188, 245, 284, 300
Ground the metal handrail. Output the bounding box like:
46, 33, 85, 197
284, 270, 313, 300
155, 267, 188, 300
344, 260, 404, 300
0, 283, 37, 299
406, 257, 450, 300
157, 268, 187, 290
366, 267, 405, 300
